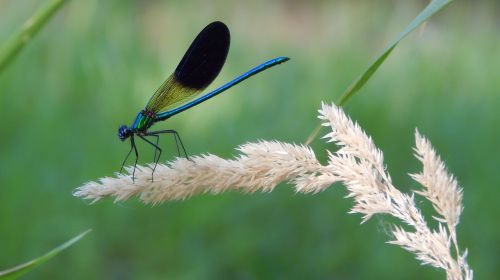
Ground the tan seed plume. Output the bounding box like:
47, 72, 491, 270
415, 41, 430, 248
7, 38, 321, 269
74, 102, 472, 279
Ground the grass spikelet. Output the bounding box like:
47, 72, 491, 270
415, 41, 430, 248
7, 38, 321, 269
75, 102, 472, 279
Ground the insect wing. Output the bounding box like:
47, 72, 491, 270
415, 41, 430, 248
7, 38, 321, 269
145, 21, 230, 113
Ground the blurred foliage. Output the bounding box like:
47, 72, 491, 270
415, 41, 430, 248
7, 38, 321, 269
306, 0, 453, 143
0, 0, 499, 279
0, 230, 89, 280
0, 0, 67, 73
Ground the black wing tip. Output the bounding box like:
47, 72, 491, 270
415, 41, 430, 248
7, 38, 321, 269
207, 21, 229, 30
202, 21, 230, 39
174, 21, 231, 90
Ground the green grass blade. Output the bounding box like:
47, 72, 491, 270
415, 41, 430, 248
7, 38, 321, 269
0, 230, 91, 280
336, 45, 396, 106
305, 0, 454, 145
0, 0, 68, 73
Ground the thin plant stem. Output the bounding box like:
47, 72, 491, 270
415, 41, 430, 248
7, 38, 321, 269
304, 0, 454, 145
0, 0, 68, 73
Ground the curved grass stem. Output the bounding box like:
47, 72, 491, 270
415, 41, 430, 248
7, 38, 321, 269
0, 0, 68, 74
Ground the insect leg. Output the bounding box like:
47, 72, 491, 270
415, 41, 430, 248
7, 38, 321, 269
153, 134, 161, 163
146, 130, 189, 160
131, 135, 139, 182
137, 134, 162, 181
145, 134, 161, 168
171, 132, 181, 157
120, 139, 135, 174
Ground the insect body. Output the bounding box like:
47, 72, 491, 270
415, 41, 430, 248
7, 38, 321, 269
118, 21, 289, 180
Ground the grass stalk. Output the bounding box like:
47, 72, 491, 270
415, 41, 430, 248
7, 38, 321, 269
0, 0, 68, 73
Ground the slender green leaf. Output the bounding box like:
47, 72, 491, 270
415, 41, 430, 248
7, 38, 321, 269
0, 0, 68, 73
305, 0, 454, 144
0, 230, 91, 280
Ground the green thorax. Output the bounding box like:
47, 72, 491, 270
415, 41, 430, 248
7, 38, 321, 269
131, 110, 156, 132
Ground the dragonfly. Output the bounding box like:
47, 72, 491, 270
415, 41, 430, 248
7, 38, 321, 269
118, 21, 289, 180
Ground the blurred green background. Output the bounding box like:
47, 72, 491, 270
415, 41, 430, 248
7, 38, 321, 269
1, 0, 499, 279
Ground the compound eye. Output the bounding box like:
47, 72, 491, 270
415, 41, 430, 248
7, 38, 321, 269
118, 125, 130, 140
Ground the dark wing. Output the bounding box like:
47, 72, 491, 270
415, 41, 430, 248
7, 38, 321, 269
145, 21, 230, 112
